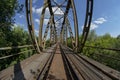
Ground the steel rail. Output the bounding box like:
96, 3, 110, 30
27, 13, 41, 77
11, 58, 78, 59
61, 45, 120, 80
59, 45, 78, 80
37, 44, 57, 80
77, 54, 120, 80
60, 45, 86, 80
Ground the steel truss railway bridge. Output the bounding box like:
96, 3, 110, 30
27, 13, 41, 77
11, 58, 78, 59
0, 0, 120, 80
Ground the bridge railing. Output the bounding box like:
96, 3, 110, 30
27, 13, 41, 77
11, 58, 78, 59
0, 45, 35, 70
83, 46, 120, 71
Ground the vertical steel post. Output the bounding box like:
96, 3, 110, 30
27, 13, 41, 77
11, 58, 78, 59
70, 0, 79, 52
25, 0, 41, 53
39, 0, 48, 48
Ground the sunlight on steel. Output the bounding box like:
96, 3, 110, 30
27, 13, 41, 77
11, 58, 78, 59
25, 0, 93, 53
25, 0, 41, 53
79, 0, 93, 53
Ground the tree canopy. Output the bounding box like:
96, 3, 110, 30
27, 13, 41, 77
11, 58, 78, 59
0, 0, 23, 47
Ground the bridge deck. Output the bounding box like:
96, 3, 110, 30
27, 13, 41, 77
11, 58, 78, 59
47, 45, 67, 80
0, 44, 120, 80
0, 45, 56, 80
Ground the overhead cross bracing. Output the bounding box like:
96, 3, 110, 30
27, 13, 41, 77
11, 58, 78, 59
26, 0, 93, 53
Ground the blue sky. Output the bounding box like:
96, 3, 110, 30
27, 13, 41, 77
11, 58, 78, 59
14, 0, 120, 37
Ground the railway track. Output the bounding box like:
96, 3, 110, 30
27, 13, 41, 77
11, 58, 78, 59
0, 44, 57, 80
60, 45, 120, 80
0, 44, 120, 80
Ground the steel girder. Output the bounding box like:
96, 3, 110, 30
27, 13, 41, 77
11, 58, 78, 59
25, 0, 93, 53
25, 0, 41, 53
42, 19, 51, 49
70, 0, 79, 52
39, 0, 48, 48
65, 18, 75, 48
54, 5, 75, 49
79, 0, 93, 53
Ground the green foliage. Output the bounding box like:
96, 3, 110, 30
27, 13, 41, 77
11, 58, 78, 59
0, 0, 23, 47
67, 37, 73, 48
11, 26, 32, 46
67, 30, 120, 71
0, 0, 23, 26
82, 30, 120, 71
45, 39, 50, 48
0, 26, 33, 71
0, 0, 32, 71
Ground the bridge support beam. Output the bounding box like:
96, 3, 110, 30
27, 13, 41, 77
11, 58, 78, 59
70, 0, 79, 52
39, 0, 48, 48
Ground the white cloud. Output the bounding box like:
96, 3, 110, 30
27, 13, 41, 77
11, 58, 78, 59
32, 6, 64, 17
12, 23, 25, 29
32, 7, 50, 17
35, 18, 49, 25
90, 23, 98, 30
13, 24, 18, 27
35, 7, 43, 15
94, 17, 107, 24
19, 15, 24, 18
32, 7, 36, 13
35, 29, 39, 36
13, 23, 24, 27
52, 7, 64, 15
35, 19, 40, 25
11, 24, 18, 29
35, 29, 39, 34
55, 22, 62, 28
82, 17, 107, 30
44, 19, 49, 25
25, 29, 28, 31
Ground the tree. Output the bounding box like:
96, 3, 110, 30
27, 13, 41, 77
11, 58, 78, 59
82, 31, 120, 71
0, 26, 32, 71
11, 26, 31, 46
117, 35, 120, 39
0, 0, 23, 47
87, 30, 97, 41
0, 0, 23, 27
